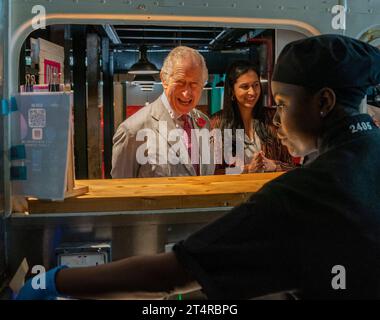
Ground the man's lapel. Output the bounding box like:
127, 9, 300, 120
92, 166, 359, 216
151, 98, 195, 176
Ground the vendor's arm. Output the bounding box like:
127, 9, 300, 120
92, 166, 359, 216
17, 252, 199, 300
56, 252, 199, 300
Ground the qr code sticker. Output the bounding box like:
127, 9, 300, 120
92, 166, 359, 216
28, 108, 46, 128
32, 128, 43, 140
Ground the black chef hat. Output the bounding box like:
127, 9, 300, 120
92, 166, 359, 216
272, 34, 380, 89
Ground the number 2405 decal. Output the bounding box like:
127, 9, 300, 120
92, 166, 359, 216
349, 122, 372, 133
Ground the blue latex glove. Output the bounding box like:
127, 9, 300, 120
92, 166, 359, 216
16, 265, 68, 300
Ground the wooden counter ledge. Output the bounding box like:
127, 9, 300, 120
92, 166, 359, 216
27, 172, 284, 214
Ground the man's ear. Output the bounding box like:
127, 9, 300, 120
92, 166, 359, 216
160, 71, 168, 90
318, 87, 336, 117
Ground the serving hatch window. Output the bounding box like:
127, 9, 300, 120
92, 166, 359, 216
18, 24, 289, 182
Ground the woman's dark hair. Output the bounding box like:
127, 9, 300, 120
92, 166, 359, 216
220, 60, 266, 135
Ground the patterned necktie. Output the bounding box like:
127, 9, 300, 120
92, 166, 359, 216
181, 115, 200, 176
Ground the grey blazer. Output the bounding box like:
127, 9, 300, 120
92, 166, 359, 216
111, 97, 215, 178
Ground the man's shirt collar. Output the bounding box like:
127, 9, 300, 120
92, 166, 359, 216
161, 92, 191, 120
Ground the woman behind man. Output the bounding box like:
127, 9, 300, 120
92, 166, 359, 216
214, 60, 295, 173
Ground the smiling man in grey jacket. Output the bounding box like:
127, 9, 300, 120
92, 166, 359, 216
111, 46, 215, 178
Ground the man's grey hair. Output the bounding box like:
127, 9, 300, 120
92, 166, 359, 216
161, 46, 208, 84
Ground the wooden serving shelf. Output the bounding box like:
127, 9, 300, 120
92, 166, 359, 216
27, 172, 283, 214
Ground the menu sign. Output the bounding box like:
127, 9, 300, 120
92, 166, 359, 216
12, 92, 71, 200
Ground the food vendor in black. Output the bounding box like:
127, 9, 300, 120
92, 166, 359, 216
173, 35, 380, 299
17, 34, 380, 300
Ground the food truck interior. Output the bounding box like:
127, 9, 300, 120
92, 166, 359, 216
1, 15, 379, 299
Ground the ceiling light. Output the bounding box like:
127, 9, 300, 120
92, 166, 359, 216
128, 46, 160, 75
141, 87, 154, 92
140, 84, 155, 89
133, 74, 156, 84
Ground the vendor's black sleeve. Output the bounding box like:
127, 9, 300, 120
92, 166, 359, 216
173, 190, 301, 299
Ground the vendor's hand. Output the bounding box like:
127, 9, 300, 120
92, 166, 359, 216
16, 266, 68, 300
245, 152, 277, 173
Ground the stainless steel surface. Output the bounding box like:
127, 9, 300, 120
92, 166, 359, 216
0, 220, 5, 291
0, 0, 5, 215
0, 0, 8, 290
7, 207, 229, 276
2, 0, 10, 218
